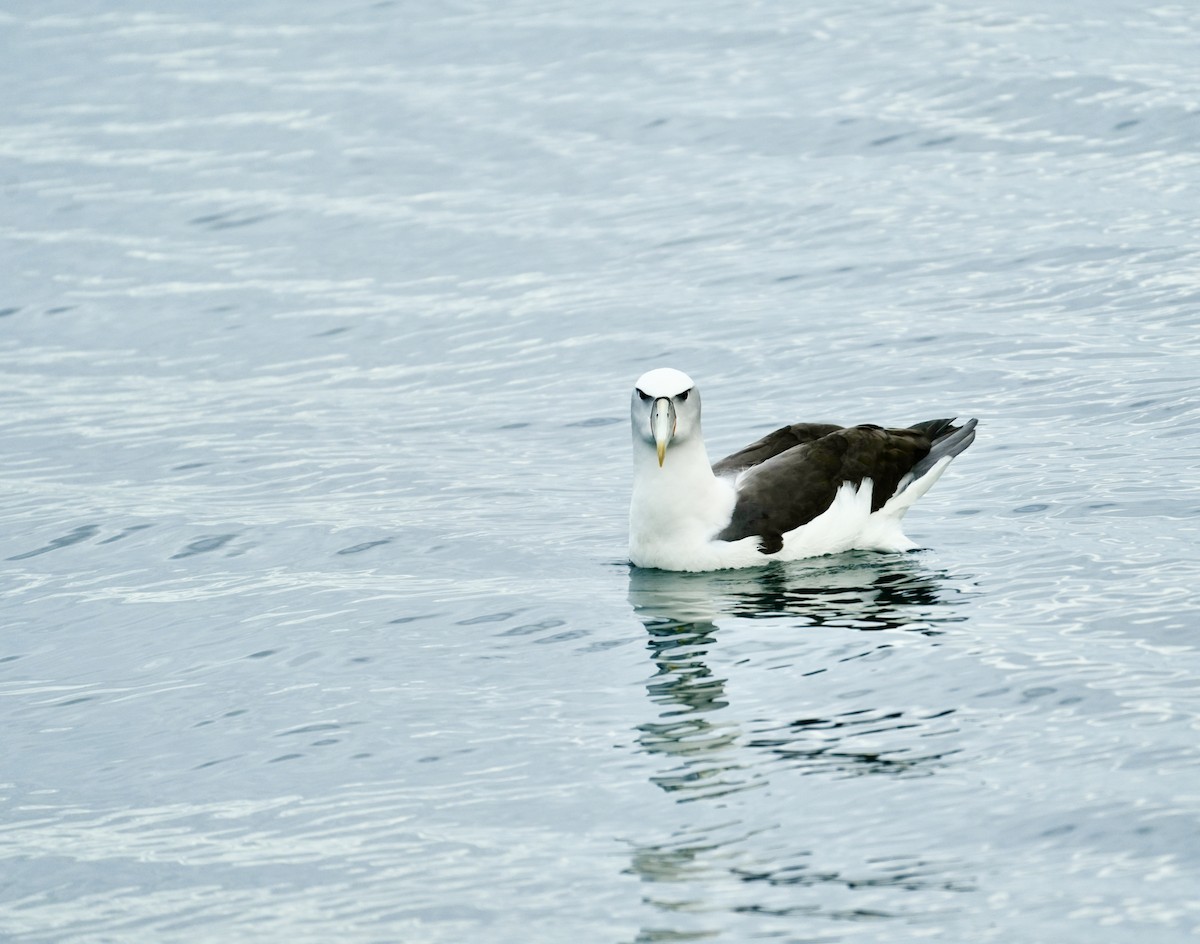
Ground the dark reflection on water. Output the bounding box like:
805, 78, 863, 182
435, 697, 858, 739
628, 554, 968, 633
731, 854, 975, 896
747, 704, 962, 780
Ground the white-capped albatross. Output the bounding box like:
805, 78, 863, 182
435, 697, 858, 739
629, 367, 977, 572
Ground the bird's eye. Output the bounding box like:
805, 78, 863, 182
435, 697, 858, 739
637, 389, 651, 401
678, 389, 689, 402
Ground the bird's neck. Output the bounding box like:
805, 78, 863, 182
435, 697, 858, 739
630, 435, 733, 543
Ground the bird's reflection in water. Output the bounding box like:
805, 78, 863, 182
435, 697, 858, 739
629, 555, 967, 797
625, 555, 976, 933
639, 616, 750, 801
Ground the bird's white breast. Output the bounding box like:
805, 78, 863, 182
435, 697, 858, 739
629, 436, 768, 570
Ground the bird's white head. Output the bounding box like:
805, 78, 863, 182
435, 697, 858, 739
631, 368, 701, 468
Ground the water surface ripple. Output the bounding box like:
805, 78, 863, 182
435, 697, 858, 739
2, 2, 1200, 942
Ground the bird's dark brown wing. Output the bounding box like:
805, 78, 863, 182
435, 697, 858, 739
714, 424, 940, 554
711, 423, 846, 477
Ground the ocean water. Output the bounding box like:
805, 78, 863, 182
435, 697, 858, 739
2, 1, 1200, 941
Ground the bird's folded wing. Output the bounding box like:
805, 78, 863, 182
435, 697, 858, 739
714, 425, 935, 553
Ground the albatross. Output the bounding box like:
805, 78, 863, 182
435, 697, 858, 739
629, 368, 977, 571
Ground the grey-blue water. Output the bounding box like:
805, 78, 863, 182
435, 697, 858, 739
3, 2, 1199, 941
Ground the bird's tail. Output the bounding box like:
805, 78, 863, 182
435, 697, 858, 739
909, 418, 978, 484
884, 417, 978, 512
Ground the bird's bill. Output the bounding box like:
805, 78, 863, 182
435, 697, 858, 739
651, 397, 675, 467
